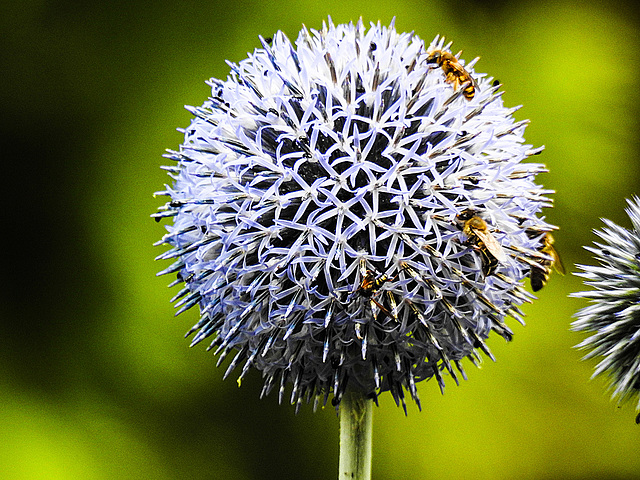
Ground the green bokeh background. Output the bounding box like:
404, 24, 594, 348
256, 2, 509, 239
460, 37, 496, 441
4, 0, 640, 478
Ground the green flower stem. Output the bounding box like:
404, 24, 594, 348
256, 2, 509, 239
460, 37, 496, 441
338, 391, 373, 480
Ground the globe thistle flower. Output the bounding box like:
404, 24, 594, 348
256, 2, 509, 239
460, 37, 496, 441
153, 18, 555, 412
572, 197, 640, 423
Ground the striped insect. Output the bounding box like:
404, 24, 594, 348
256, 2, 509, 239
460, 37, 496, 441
426, 49, 478, 100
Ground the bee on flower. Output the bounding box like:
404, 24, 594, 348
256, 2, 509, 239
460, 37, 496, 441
154, 18, 556, 412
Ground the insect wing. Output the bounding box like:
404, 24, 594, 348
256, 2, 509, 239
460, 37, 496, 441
472, 227, 507, 263
448, 60, 467, 77
550, 245, 566, 275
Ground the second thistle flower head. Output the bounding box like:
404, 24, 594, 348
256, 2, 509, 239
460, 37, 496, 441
572, 197, 640, 421
154, 19, 556, 411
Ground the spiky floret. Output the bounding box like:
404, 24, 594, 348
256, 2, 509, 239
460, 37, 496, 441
154, 18, 555, 412
572, 197, 640, 419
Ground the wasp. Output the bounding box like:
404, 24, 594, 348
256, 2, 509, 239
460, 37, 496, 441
352, 259, 397, 321
530, 233, 565, 292
458, 212, 507, 275
426, 49, 478, 100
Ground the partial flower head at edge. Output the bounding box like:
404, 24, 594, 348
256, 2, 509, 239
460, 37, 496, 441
572, 196, 640, 423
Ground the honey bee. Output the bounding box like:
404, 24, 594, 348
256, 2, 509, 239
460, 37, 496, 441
426, 49, 478, 100
459, 213, 507, 275
530, 233, 565, 292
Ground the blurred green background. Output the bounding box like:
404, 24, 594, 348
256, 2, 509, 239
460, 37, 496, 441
3, 0, 640, 478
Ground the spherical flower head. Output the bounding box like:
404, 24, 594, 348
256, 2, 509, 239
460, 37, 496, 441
154, 18, 555, 412
572, 197, 640, 420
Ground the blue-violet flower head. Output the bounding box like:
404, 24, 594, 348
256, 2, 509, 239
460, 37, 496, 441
572, 197, 640, 421
154, 19, 556, 412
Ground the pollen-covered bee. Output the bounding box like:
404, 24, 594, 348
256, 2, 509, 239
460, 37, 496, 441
530, 233, 565, 292
426, 49, 478, 100
458, 212, 507, 275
